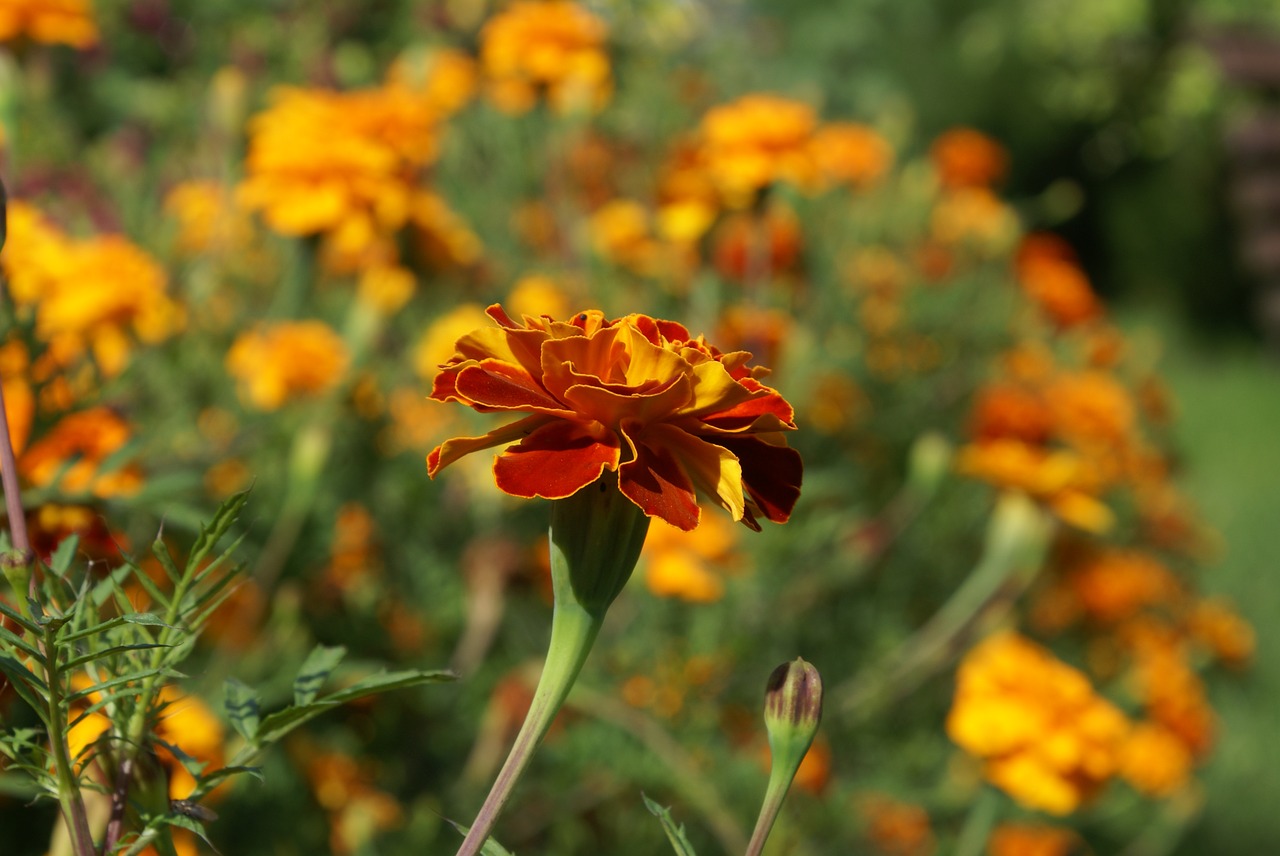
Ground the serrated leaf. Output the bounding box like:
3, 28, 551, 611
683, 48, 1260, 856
188, 490, 250, 570
49, 534, 79, 577
223, 679, 260, 742
0, 599, 39, 635
0, 623, 41, 659
0, 656, 49, 713
126, 564, 171, 613
293, 644, 347, 706
67, 669, 169, 703
196, 765, 263, 790
643, 794, 700, 856
91, 565, 134, 609
152, 539, 182, 587
446, 820, 516, 855
61, 613, 173, 645
253, 701, 340, 746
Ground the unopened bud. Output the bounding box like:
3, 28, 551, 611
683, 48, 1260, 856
764, 657, 822, 756
1, 549, 32, 597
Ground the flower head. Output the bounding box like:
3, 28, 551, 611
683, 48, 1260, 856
226, 320, 349, 410
480, 0, 612, 114
0, 0, 97, 48
427, 305, 801, 531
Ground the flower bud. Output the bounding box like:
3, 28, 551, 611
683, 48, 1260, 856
764, 657, 823, 761
548, 474, 651, 617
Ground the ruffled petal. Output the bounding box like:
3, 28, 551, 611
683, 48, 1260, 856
455, 359, 574, 415
427, 413, 553, 477
640, 422, 747, 522
715, 435, 803, 525
617, 431, 701, 531
562, 373, 691, 427
493, 420, 622, 499
676, 359, 764, 419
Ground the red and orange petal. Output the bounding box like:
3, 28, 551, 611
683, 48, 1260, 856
426, 305, 800, 531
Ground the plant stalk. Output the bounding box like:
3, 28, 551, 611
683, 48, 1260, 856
744, 757, 798, 856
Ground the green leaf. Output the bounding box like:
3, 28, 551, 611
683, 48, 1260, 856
0, 599, 39, 635
60, 613, 173, 646
293, 644, 347, 706
223, 679, 260, 742
61, 643, 170, 672
49, 534, 79, 577
195, 765, 263, 790
125, 563, 171, 612
0, 623, 41, 659
253, 701, 340, 746
322, 668, 455, 705
188, 490, 250, 570
89, 565, 132, 609
445, 820, 516, 855
152, 539, 182, 587
643, 794, 700, 856
67, 668, 174, 704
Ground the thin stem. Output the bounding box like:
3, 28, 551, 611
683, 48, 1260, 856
744, 759, 798, 856
0, 379, 29, 555
44, 626, 99, 856
455, 598, 602, 856
953, 786, 999, 856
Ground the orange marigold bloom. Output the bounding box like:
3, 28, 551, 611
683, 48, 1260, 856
955, 439, 1113, 533
970, 383, 1053, 445
698, 94, 821, 207
930, 127, 1008, 189
427, 305, 802, 531
1046, 371, 1135, 446
1188, 598, 1255, 667
0, 0, 97, 48
480, 0, 611, 115
811, 122, 893, 188
947, 632, 1130, 815
164, 179, 251, 257
712, 202, 803, 282
226, 320, 349, 410
1016, 237, 1103, 328
987, 823, 1084, 856
1067, 549, 1180, 624
19, 407, 142, 497
1120, 721, 1193, 797
858, 793, 935, 856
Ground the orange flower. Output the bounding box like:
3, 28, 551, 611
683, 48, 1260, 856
1120, 721, 1192, 797
0, 0, 97, 48
947, 632, 1130, 815
480, 0, 611, 114
857, 793, 935, 856
929, 127, 1007, 188
642, 508, 739, 602
427, 305, 802, 531
987, 823, 1084, 856
698, 94, 821, 206
19, 407, 142, 497
1016, 237, 1103, 328
811, 122, 893, 188
969, 383, 1053, 445
226, 320, 349, 410
955, 439, 1113, 533
1066, 549, 1180, 624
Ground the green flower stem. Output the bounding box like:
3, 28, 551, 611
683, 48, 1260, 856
953, 786, 1000, 856
744, 754, 802, 856
455, 596, 603, 856
43, 625, 98, 856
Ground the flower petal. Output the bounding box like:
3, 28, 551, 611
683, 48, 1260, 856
493, 420, 622, 499
563, 373, 691, 427
620, 423, 745, 530
617, 431, 701, 531
715, 435, 802, 525
427, 413, 553, 477
455, 359, 574, 415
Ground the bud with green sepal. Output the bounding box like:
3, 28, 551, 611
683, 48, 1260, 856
747, 658, 823, 856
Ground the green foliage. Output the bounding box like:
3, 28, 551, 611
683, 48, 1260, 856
643, 794, 700, 856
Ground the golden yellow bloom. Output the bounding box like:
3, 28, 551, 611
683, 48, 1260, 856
226, 320, 349, 410
480, 0, 611, 114
356, 264, 416, 314
19, 407, 142, 497
955, 440, 1113, 533
589, 199, 661, 274
986, 823, 1084, 856
238, 82, 441, 271
3, 201, 184, 376
0, 0, 97, 48
811, 122, 893, 188
1045, 371, 1135, 447
929, 127, 1007, 189
409, 190, 483, 270
388, 46, 479, 117
414, 303, 492, 381
155, 686, 225, 799
698, 94, 821, 207
1120, 721, 1192, 797
947, 632, 1130, 815
506, 274, 572, 321
642, 508, 739, 602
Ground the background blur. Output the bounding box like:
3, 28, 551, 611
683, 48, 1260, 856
1, 0, 1279, 853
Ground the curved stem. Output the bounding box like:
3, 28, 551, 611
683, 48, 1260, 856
455, 597, 602, 856
744, 759, 798, 856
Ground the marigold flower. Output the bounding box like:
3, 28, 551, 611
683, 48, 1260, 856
857, 793, 935, 856
19, 407, 143, 497
164, 180, 251, 257
698, 94, 821, 206
955, 439, 1113, 533
1188, 598, 1254, 667
947, 631, 1130, 815
0, 0, 97, 48
986, 823, 1083, 856
811, 122, 893, 188
1045, 371, 1135, 447
427, 305, 802, 531
969, 383, 1053, 445
712, 202, 803, 281
1067, 549, 1180, 623
643, 509, 739, 602
479, 0, 612, 114
1016, 238, 1103, 328
930, 127, 1008, 189
226, 320, 349, 410
1120, 721, 1192, 797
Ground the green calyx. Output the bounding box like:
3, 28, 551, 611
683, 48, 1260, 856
548, 475, 651, 618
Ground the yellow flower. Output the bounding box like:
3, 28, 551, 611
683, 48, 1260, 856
589, 199, 661, 274
414, 303, 492, 381
0, 0, 97, 48
698, 94, 821, 207
154, 686, 225, 799
226, 320, 349, 410
947, 632, 1130, 815
2, 201, 184, 375
506, 274, 572, 321
388, 46, 479, 117
480, 0, 612, 115
238, 81, 443, 272
955, 439, 1113, 533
